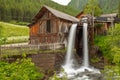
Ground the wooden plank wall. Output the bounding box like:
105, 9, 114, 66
29, 10, 72, 45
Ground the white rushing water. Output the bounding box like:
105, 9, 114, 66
60, 18, 101, 80
83, 22, 89, 67
62, 24, 77, 77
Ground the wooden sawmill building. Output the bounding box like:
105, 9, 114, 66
28, 5, 79, 48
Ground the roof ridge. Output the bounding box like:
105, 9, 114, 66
43, 5, 79, 22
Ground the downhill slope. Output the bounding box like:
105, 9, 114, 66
0, 22, 29, 37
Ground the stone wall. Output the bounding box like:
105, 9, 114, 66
31, 52, 66, 70
2, 52, 66, 71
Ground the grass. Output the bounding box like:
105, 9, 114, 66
0, 22, 29, 44
5, 36, 29, 44
0, 21, 29, 37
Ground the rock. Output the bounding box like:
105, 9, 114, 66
68, 70, 104, 80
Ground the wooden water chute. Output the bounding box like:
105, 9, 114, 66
75, 12, 120, 56
94, 13, 118, 35
28, 5, 79, 49
75, 15, 93, 56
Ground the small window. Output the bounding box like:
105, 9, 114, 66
46, 20, 51, 33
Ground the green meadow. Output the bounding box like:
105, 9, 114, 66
0, 22, 29, 44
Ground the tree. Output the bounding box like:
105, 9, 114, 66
0, 0, 79, 22
84, 0, 102, 16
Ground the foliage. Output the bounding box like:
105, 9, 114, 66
103, 55, 120, 79
95, 24, 120, 79
95, 24, 120, 62
90, 56, 100, 63
69, 0, 119, 13
0, 0, 79, 22
84, 0, 102, 16
0, 55, 44, 80
111, 46, 120, 65
49, 69, 67, 80
103, 66, 120, 80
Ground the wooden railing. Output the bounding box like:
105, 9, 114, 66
0, 43, 65, 55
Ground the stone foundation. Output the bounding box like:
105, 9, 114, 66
31, 52, 66, 70
2, 52, 66, 71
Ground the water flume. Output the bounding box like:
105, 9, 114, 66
60, 17, 102, 80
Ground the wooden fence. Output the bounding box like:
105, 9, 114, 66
0, 43, 65, 56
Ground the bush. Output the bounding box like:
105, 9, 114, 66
95, 24, 120, 63
96, 24, 120, 79
49, 69, 67, 80
0, 57, 44, 80
102, 66, 120, 80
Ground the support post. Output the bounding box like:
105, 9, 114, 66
89, 13, 95, 56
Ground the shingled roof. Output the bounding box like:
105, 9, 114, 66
32, 5, 79, 23
100, 13, 118, 18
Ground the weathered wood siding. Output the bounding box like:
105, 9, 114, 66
29, 10, 72, 45
30, 22, 39, 37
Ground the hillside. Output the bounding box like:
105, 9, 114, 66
69, 0, 88, 12
1, 0, 119, 23
0, 22, 29, 44
0, 0, 79, 22
69, 0, 119, 13
0, 22, 29, 37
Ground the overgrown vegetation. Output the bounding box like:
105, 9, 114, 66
95, 24, 120, 62
95, 24, 120, 79
49, 69, 67, 80
0, 54, 44, 80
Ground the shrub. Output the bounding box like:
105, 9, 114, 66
0, 57, 44, 80
49, 69, 67, 80
96, 24, 120, 79
95, 24, 120, 63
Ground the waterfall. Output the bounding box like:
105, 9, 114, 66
83, 22, 89, 67
62, 24, 77, 75
60, 18, 101, 80
65, 24, 77, 66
